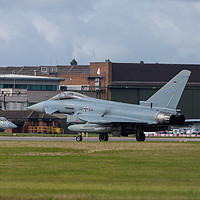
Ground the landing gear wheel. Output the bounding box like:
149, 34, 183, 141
136, 131, 145, 142
76, 135, 83, 142
99, 133, 109, 141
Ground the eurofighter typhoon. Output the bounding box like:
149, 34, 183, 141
28, 70, 191, 142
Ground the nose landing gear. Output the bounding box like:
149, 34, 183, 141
76, 135, 83, 141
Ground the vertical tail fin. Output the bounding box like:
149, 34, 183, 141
147, 70, 191, 109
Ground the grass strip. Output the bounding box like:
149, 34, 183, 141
0, 141, 199, 200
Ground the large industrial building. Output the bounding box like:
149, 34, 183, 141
0, 61, 200, 125
107, 62, 200, 119
0, 74, 64, 109
0, 73, 64, 133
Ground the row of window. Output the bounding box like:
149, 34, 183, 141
0, 84, 57, 91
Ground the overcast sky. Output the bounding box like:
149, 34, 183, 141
1, 0, 200, 66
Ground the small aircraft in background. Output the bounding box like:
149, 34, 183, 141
0, 117, 17, 131
28, 70, 191, 142
172, 119, 200, 134
185, 119, 200, 134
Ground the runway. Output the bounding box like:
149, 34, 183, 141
0, 136, 200, 142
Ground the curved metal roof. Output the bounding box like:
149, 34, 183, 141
0, 74, 65, 82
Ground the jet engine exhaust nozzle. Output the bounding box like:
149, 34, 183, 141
176, 115, 185, 125
156, 112, 177, 125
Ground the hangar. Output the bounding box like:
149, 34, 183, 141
108, 62, 200, 118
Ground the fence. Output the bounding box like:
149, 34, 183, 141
28, 126, 64, 134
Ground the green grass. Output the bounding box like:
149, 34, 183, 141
0, 141, 199, 200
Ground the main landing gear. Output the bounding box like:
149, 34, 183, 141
99, 133, 109, 141
136, 131, 146, 142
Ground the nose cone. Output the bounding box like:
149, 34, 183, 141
28, 102, 44, 112
8, 122, 17, 129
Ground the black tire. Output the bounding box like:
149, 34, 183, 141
140, 132, 145, 141
99, 133, 109, 141
76, 135, 83, 142
136, 131, 145, 142
136, 134, 139, 141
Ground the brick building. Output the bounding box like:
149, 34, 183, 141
0, 110, 60, 134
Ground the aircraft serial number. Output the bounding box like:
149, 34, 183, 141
79, 106, 94, 112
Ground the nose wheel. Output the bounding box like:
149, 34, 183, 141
76, 135, 83, 142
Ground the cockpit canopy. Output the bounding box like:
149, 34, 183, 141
0, 117, 8, 121
50, 91, 86, 100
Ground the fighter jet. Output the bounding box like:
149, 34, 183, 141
28, 70, 191, 142
0, 117, 17, 131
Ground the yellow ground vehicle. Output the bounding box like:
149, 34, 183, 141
28, 126, 64, 134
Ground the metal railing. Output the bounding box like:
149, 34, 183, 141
28, 126, 64, 134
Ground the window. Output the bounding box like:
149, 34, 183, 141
52, 85, 57, 91
1, 84, 57, 91
41, 85, 47, 90
30, 85, 37, 90
41, 67, 48, 73
59, 85, 67, 91
46, 85, 52, 91
36, 85, 41, 90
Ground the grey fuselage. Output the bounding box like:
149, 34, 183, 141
45, 97, 163, 123
0, 117, 17, 131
